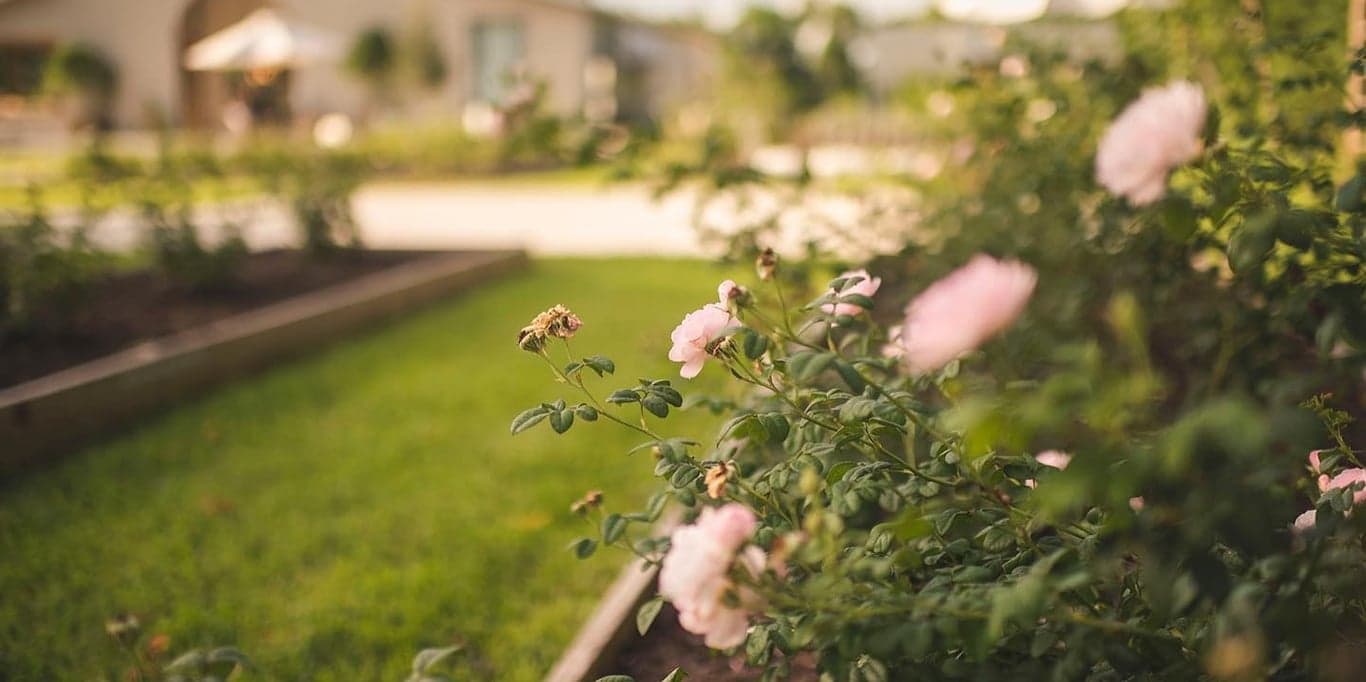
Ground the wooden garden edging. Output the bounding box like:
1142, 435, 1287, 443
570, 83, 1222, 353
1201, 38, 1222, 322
0, 249, 528, 476
545, 511, 681, 682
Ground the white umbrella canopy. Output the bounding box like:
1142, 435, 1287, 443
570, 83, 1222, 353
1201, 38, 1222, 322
935, 0, 1133, 24
184, 8, 343, 71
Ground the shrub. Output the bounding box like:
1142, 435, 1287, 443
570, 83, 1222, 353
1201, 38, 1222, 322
518, 3, 1366, 680
0, 189, 103, 340
40, 42, 118, 129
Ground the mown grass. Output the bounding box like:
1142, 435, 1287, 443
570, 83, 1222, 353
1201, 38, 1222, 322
0, 258, 736, 680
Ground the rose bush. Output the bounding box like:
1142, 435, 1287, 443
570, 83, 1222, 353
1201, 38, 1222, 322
515, 2, 1366, 680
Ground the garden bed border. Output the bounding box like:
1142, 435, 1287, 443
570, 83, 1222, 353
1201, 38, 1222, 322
546, 511, 681, 682
0, 249, 528, 476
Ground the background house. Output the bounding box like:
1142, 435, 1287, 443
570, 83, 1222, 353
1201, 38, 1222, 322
0, 0, 718, 135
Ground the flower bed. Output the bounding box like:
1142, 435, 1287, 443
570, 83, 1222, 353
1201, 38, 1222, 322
0, 249, 525, 474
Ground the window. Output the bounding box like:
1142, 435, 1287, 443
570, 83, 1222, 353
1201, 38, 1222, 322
470, 19, 525, 104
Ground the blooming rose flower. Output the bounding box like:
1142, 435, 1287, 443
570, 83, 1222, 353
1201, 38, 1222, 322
1322, 468, 1366, 505
1293, 452, 1366, 534
822, 269, 882, 318
1128, 497, 1146, 512
658, 504, 764, 649
1293, 509, 1317, 534
669, 303, 738, 379
1095, 80, 1207, 205
1035, 450, 1072, 470
899, 255, 1037, 374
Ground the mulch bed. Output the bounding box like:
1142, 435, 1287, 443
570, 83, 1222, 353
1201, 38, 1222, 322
606, 603, 819, 681
1, 249, 428, 388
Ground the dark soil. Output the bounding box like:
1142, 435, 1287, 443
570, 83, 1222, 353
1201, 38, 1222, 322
606, 603, 819, 681
0, 250, 429, 388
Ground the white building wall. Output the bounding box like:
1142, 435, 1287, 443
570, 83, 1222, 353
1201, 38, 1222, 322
0, 0, 598, 128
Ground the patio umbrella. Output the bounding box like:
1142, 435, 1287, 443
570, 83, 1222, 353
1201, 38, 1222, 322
184, 8, 343, 71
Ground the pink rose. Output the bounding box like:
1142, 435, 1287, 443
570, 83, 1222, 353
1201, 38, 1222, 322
822, 269, 882, 317
718, 280, 740, 302
1128, 496, 1146, 512
1323, 468, 1366, 505
1025, 450, 1070, 489
1293, 509, 1317, 534
669, 303, 738, 379
1035, 450, 1072, 470
1096, 80, 1206, 205
658, 504, 764, 649
1294, 456, 1366, 534
898, 255, 1037, 374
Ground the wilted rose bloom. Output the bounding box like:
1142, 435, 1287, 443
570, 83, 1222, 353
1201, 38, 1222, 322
659, 504, 765, 649
822, 269, 882, 318
705, 461, 738, 499
669, 303, 737, 378
1095, 80, 1206, 205
517, 304, 582, 351
899, 255, 1037, 374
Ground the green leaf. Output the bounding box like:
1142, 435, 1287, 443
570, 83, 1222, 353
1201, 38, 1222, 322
1276, 210, 1315, 249
838, 293, 875, 310
660, 667, 688, 682
206, 646, 252, 669
745, 625, 772, 665
585, 355, 616, 376
602, 513, 627, 543
571, 537, 597, 559
833, 360, 867, 393
654, 385, 684, 407
549, 409, 575, 434
411, 646, 461, 674
607, 389, 641, 404
646, 492, 670, 520
787, 350, 836, 381
826, 461, 856, 485
741, 329, 770, 359
1336, 174, 1364, 212
758, 413, 790, 443
165, 650, 207, 672
1228, 211, 1276, 274
576, 405, 599, 421
641, 395, 670, 418
510, 406, 550, 434
595, 677, 635, 682
636, 596, 664, 635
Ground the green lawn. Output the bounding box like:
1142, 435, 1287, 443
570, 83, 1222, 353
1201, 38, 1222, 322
0, 258, 734, 680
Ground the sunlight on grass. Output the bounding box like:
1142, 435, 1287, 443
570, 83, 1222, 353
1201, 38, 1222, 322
0, 258, 739, 680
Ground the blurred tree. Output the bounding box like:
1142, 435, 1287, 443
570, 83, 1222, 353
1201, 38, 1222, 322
40, 42, 118, 131
344, 26, 397, 120
403, 20, 448, 92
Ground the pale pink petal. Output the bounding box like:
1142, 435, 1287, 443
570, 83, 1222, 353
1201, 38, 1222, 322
900, 255, 1037, 374
1035, 450, 1072, 470
1096, 80, 1206, 205
1293, 509, 1317, 534
1325, 468, 1366, 505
